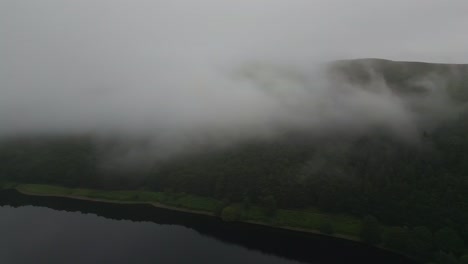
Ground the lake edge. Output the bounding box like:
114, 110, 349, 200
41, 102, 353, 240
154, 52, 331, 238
0, 182, 419, 263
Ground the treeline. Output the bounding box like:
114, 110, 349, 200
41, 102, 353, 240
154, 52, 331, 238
145, 116, 468, 263
1, 118, 468, 263
2, 59, 468, 263
359, 215, 468, 263
0, 136, 97, 187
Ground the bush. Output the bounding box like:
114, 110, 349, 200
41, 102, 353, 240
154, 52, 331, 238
259, 195, 277, 217
460, 255, 468, 264
435, 251, 459, 264
406, 226, 433, 260
214, 198, 230, 216
359, 215, 382, 245
221, 205, 241, 222
242, 196, 251, 211
434, 227, 465, 254
383, 226, 409, 251
318, 219, 334, 235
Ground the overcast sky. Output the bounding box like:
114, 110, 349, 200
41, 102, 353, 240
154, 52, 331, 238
2, 0, 468, 64
1, 0, 467, 145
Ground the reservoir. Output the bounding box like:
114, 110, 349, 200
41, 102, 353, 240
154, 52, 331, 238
0, 190, 416, 264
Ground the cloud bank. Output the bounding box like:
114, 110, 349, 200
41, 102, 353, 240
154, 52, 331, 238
1, 0, 467, 160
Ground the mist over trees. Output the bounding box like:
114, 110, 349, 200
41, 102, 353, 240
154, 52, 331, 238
2, 1, 468, 263
2, 60, 468, 263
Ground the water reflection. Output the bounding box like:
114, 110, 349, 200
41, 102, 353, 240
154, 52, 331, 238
0, 190, 416, 264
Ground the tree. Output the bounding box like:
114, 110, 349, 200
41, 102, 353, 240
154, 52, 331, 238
462, 224, 468, 243
242, 195, 251, 211
213, 176, 225, 198
460, 255, 468, 264
214, 198, 230, 217
435, 251, 459, 264
383, 226, 409, 251
434, 227, 465, 254
360, 215, 382, 244
221, 205, 241, 222
259, 195, 277, 217
406, 226, 433, 260
163, 188, 175, 202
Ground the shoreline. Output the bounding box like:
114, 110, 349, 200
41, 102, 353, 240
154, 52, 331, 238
15, 187, 358, 241
4, 184, 417, 262
16, 188, 215, 217
15, 187, 367, 246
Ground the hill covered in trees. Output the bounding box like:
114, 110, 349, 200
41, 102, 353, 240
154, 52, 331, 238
1, 59, 468, 263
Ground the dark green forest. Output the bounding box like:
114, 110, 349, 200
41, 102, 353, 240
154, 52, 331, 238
1, 59, 468, 263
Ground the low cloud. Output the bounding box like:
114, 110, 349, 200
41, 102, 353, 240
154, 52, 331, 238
1, 0, 467, 167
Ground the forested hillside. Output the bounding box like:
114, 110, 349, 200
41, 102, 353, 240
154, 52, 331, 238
329, 58, 468, 102
1, 59, 468, 263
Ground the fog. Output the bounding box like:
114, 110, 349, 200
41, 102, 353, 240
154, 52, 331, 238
1, 0, 468, 160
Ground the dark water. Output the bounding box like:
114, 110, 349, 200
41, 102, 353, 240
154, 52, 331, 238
0, 190, 417, 264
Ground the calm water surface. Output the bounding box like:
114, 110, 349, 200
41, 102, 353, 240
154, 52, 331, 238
0, 190, 416, 264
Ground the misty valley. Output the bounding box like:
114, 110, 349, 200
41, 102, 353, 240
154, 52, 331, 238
1, 59, 468, 264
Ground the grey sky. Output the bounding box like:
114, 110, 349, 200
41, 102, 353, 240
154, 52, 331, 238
0, 0, 467, 146
3, 0, 467, 63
